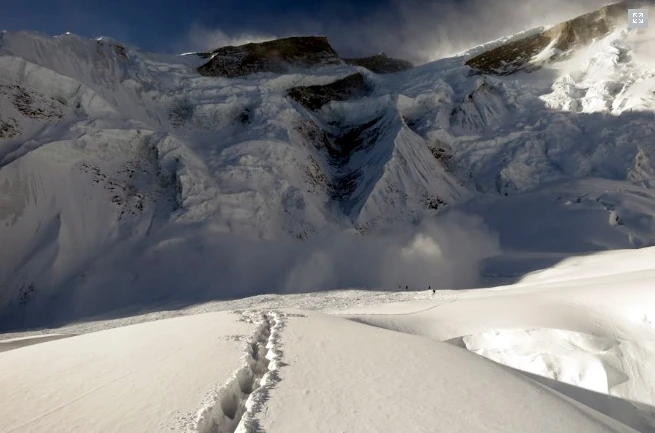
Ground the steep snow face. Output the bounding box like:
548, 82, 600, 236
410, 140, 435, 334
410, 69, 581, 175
540, 27, 655, 115
2, 18, 655, 327
314, 107, 468, 231
403, 26, 655, 197
0, 31, 475, 326
0, 31, 463, 239
353, 114, 467, 229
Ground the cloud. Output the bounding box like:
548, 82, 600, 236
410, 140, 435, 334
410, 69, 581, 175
319, 0, 612, 63
282, 212, 499, 292
398, 0, 613, 62
11, 211, 499, 328
183, 24, 278, 52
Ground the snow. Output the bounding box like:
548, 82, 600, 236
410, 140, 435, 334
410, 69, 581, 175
254, 311, 633, 433
0, 312, 251, 432
451, 178, 655, 253
2, 247, 655, 431
456, 25, 550, 59
336, 247, 655, 431
0, 333, 72, 352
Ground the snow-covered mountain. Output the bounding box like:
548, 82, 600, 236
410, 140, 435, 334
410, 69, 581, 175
2, 0, 655, 330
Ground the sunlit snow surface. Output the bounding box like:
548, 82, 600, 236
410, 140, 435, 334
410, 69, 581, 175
1, 247, 655, 432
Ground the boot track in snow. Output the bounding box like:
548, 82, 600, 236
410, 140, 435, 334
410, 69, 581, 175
188, 311, 284, 433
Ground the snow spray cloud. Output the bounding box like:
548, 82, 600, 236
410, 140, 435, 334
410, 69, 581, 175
321, 0, 613, 63
35, 211, 499, 328
3, 212, 497, 329
282, 212, 500, 292
183, 24, 277, 52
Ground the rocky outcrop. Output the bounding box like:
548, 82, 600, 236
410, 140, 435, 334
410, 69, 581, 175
197, 36, 342, 77
465, 33, 551, 75
466, 1, 646, 75
196, 38, 414, 77
287, 73, 371, 110
0, 118, 18, 139
344, 53, 413, 74
9, 85, 64, 119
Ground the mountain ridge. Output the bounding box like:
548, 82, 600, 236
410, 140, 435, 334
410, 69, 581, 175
466, 0, 655, 74
195, 36, 414, 77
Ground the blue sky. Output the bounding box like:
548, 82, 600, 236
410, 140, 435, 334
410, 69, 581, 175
2, 0, 605, 63
3, 0, 386, 53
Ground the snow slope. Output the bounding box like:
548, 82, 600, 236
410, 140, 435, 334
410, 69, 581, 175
255, 311, 633, 433
2, 246, 655, 432
0, 312, 252, 432
340, 247, 655, 431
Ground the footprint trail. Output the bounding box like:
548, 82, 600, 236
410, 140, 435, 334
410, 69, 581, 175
187, 311, 284, 433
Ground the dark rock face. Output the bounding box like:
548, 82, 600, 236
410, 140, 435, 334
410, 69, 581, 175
0, 118, 18, 139
287, 73, 371, 110
197, 36, 342, 77
466, 1, 643, 75
466, 33, 551, 75
328, 117, 382, 164
114, 44, 127, 59
0, 84, 64, 120
293, 116, 385, 210
344, 53, 413, 74
196, 37, 414, 77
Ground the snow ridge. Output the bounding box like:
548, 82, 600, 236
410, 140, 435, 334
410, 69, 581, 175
187, 311, 284, 433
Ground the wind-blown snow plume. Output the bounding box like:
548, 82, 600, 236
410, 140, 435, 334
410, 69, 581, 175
282, 212, 499, 292
385, 0, 613, 62
184, 25, 277, 52
223, 0, 613, 63
176, 0, 610, 63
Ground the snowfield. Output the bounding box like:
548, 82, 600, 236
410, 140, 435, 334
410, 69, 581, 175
2, 247, 655, 432
0, 312, 251, 433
